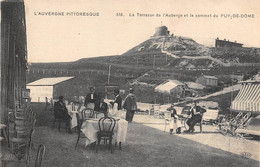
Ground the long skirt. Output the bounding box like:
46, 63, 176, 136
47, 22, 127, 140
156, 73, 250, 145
126, 110, 135, 122
169, 119, 181, 130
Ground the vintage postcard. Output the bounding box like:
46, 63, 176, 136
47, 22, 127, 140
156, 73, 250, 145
1, 0, 259, 166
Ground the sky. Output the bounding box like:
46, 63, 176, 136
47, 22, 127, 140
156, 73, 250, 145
24, 0, 260, 62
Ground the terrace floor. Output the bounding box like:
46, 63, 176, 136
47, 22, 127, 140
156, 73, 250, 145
2, 103, 259, 167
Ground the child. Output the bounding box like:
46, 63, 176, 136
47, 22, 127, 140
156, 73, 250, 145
167, 103, 181, 134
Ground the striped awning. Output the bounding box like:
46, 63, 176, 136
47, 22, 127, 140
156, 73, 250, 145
231, 82, 260, 112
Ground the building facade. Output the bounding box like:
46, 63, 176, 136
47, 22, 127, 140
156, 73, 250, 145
196, 75, 218, 87
215, 38, 243, 48
1, 1, 28, 124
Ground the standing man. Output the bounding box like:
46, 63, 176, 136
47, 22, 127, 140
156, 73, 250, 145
84, 86, 98, 110
123, 88, 137, 123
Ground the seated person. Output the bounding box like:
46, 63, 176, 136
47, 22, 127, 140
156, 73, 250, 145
167, 103, 181, 134
109, 89, 122, 117
185, 102, 206, 133
94, 93, 108, 117
54, 96, 72, 133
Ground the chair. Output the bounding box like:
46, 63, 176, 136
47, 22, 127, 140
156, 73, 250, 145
81, 108, 95, 119
96, 117, 116, 153
11, 118, 36, 162
1, 143, 45, 167
35, 144, 46, 167
52, 106, 69, 132
218, 112, 251, 136
236, 115, 260, 137
230, 112, 252, 135
75, 108, 95, 148
76, 103, 82, 111
153, 105, 160, 118
198, 113, 204, 133
5, 127, 34, 165
163, 111, 171, 132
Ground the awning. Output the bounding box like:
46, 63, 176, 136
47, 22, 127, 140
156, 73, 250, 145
231, 82, 260, 113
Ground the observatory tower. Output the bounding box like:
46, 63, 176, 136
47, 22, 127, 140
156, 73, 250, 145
154, 25, 170, 36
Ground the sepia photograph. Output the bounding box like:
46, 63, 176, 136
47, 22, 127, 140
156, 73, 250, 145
1, 0, 260, 166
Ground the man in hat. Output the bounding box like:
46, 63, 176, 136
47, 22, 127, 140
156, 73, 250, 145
54, 96, 72, 133
185, 102, 206, 133
123, 88, 137, 123
84, 86, 98, 110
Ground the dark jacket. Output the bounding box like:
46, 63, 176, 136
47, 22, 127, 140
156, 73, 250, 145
190, 106, 206, 117
54, 101, 69, 119
95, 102, 108, 113
123, 93, 137, 111
167, 106, 177, 119
111, 95, 122, 110
84, 92, 98, 106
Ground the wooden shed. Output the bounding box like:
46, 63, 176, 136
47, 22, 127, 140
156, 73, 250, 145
196, 75, 218, 87
27, 77, 75, 102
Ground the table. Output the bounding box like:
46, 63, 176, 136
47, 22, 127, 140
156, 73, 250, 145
68, 110, 106, 129
81, 119, 128, 146
68, 110, 79, 129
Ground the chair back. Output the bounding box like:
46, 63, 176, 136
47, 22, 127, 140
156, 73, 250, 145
77, 103, 82, 111
81, 108, 95, 119
98, 117, 116, 136
181, 106, 191, 115
239, 112, 252, 126
75, 112, 84, 130
235, 112, 243, 120
35, 144, 46, 167
164, 111, 171, 120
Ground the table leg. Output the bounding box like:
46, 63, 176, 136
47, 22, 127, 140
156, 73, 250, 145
119, 142, 121, 150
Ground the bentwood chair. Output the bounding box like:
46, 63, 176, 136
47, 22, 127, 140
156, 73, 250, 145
2, 127, 34, 166
1, 143, 46, 167
81, 108, 95, 119
35, 144, 46, 167
75, 108, 95, 148
96, 117, 116, 153
52, 104, 70, 132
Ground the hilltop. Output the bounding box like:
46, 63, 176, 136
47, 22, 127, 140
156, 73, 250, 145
27, 26, 259, 105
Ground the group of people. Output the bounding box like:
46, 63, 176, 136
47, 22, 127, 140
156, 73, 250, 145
84, 86, 137, 122
53, 86, 206, 134
53, 86, 138, 133
167, 101, 206, 134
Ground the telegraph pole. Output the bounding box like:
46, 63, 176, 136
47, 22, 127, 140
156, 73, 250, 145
153, 55, 156, 68
108, 65, 111, 84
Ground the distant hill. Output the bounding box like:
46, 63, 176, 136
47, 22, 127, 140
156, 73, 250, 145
27, 26, 259, 103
